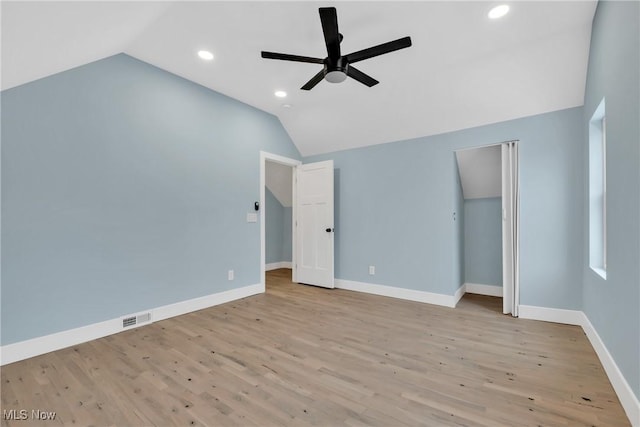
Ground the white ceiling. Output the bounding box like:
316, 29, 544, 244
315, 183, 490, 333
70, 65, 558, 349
1, 1, 597, 156
455, 145, 502, 200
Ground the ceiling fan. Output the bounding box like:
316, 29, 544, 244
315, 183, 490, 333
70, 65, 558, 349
261, 7, 412, 90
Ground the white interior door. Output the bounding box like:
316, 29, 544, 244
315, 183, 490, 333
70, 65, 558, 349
296, 160, 334, 288
502, 142, 520, 316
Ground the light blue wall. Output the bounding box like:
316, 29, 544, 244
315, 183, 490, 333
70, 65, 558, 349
582, 1, 639, 399
265, 188, 284, 264
464, 198, 502, 287
265, 188, 292, 264
307, 106, 584, 308
1, 54, 300, 345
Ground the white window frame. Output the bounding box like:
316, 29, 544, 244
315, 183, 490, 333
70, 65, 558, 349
588, 98, 607, 279
602, 116, 607, 270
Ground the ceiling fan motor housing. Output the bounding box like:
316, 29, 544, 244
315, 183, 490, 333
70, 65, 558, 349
324, 57, 348, 83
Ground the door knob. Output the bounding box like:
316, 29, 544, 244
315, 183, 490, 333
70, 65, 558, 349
325, 228, 334, 233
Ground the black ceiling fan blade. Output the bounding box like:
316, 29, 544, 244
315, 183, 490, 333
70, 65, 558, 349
319, 7, 341, 59
346, 65, 379, 87
301, 69, 326, 90
261, 51, 324, 64
345, 36, 412, 64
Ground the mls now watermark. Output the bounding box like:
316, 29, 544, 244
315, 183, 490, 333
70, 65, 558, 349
3, 409, 57, 421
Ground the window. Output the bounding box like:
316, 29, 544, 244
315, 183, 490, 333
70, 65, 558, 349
589, 98, 606, 279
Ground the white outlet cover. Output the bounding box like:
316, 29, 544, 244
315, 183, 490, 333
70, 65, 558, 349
228, 270, 234, 280
247, 213, 258, 223
369, 266, 375, 275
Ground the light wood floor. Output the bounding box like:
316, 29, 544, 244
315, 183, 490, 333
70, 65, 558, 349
1, 269, 629, 426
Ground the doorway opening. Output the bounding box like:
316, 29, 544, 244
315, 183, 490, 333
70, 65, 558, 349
455, 141, 520, 316
265, 160, 294, 287
260, 152, 300, 291
260, 152, 336, 292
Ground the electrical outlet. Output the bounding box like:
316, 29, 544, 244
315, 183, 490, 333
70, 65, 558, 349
228, 270, 234, 281
369, 265, 375, 275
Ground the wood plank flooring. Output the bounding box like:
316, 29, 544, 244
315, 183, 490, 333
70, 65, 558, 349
1, 269, 630, 426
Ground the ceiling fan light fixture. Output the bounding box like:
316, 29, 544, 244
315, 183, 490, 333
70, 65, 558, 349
325, 70, 347, 83
488, 4, 510, 19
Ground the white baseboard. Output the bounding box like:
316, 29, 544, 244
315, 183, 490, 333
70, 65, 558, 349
335, 279, 457, 308
265, 262, 292, 271
464, 282, 503, 297
153, 284, 263, 321
454, 285, 466, 306
518, 305, 639, 426
0, 284, 262, 366
518, 304, 584, 325
580, 313, 640, 426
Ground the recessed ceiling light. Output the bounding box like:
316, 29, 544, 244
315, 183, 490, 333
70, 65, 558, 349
488, 4, 509, 19
274, 90, 287, 98
282, 104, 292, 108
197, 50, 214, 61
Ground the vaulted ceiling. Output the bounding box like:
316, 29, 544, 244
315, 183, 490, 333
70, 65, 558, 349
1, 1, 597, 156
455, 145, 502, 200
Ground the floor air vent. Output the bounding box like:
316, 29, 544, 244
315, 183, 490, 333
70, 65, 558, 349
122, 316, 137, 328
122, 312, 152, 328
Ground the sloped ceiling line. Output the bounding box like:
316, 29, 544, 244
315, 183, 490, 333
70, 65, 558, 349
455, 145, 502, 200
1, 1, 597, 156
266, 161, 293, 207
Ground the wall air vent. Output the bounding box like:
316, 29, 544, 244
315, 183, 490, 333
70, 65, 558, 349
122, 316, 137, 328
122, 312, 152, 329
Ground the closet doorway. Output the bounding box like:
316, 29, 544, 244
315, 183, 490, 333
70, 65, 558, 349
455, 141, 520, 316
260, 153, 299, 289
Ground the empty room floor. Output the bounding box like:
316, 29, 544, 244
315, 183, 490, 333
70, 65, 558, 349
1, 269, 629, 426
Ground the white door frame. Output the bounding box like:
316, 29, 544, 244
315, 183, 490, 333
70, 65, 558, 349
260, 151, 302, 290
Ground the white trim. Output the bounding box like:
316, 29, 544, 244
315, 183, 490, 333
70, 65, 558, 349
0, 318, 120, 367
464, 282, 503, 297
265, 261, 293, 271
0, 284, 262, 366
518, 304, 584, 325
335, 279, 458, 308
580, 313, 640, 426
260, 151, 301, 289
153, 284, 262, 321
453, 285, 466, 306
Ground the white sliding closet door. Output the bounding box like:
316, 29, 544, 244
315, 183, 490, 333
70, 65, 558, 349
502, 142, 520, 316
